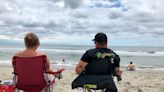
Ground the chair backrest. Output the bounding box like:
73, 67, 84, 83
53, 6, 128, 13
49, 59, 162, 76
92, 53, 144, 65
83, 48, 116, 75
85, 58, 113, 75
12, 55, 48, 91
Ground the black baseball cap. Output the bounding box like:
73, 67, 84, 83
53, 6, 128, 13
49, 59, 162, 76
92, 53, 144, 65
92, 32, 107, 43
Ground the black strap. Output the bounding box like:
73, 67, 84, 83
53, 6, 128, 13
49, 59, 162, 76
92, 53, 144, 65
106, 55, 115, 76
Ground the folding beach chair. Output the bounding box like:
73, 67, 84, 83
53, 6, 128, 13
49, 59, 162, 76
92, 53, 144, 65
72, 56, 118, 92
12, 55, 65, 92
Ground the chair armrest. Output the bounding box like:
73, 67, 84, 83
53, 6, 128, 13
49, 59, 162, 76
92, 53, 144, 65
46, 68, 65, 79
46, 68, 65, 75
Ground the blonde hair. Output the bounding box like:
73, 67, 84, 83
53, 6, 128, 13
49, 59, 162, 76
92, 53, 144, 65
24, 33, 40, 48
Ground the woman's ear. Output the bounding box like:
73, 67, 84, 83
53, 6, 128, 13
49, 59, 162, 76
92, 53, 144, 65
37, 45, 40, 49
34, 45, 39, 50
37, 44, 40, 48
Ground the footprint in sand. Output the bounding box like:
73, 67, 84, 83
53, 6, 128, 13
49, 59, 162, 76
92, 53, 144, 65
138, 89, 143, 92
137, 86, 143, 92
125, 82, 131, 86
123, 89, 129, 92
124, 86, 143, 92
136, 86, 143, 92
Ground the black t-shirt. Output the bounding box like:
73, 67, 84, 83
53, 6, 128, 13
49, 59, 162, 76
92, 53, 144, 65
81, 48, 120, 75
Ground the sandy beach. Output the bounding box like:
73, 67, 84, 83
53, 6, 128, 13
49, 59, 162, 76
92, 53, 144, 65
0, 65, 164, 92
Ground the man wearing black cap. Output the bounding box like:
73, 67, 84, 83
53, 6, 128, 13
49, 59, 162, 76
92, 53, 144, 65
74, 32, 121, 92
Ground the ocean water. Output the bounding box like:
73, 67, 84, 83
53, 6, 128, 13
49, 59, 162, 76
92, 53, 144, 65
0, 40, 164, 70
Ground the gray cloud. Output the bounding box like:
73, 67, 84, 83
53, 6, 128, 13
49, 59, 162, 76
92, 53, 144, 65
63, 0, 83, 9
0, 0, 164, 46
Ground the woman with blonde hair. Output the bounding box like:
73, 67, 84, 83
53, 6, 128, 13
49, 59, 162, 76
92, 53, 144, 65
14, 32, 54, 72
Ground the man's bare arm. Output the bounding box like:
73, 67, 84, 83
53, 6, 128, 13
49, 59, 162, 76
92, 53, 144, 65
115, 67, 121, 75
75, 60, 88, 74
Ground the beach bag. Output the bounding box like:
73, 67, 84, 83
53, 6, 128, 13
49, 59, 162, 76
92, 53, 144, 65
0, 80, 14, 92
0, 85, 14, 92
72, 74, 117, 90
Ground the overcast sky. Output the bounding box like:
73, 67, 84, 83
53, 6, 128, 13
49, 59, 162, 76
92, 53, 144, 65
0, 0, 164, 46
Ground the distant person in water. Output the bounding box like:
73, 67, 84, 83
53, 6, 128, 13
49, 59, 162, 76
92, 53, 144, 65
62, 59, 65, 63
127, 62, 135, 71
14, 32, 55, 73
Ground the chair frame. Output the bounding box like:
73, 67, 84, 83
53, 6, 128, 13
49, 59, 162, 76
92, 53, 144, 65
82, 84, 105, 92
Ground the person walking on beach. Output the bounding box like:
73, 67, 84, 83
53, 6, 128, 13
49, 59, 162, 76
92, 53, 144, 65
73, 32, 121, 92
127, 62, 135, 71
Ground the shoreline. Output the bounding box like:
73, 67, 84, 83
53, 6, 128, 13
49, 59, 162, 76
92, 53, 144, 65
1, 63, 164, 72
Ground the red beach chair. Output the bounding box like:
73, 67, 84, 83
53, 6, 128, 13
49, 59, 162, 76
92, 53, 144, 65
12, 55, 65, 92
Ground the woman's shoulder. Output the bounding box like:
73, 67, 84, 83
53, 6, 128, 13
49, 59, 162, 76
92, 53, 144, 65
14, 51, 24, 57
14, 51, 48, 57
36, 51, 47, 56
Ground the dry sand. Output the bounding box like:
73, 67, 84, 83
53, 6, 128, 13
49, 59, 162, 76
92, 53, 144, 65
0, 65, 164, 92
